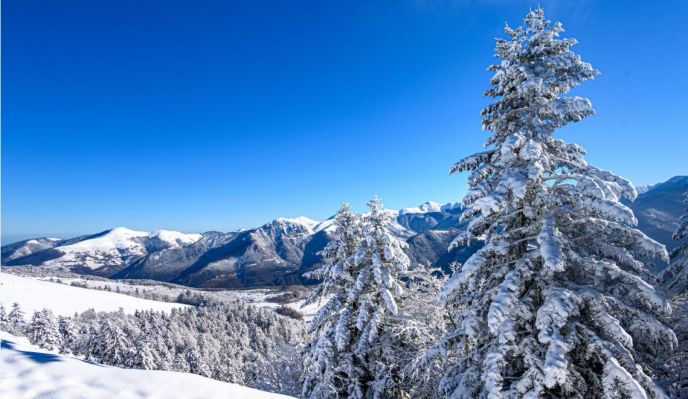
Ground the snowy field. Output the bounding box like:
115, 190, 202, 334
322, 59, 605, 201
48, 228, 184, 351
0, 272, 188, 318
33, 273, 320, 320
0, 332, 294, 399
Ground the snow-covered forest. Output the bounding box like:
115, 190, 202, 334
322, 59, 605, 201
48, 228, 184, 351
2, 8, 687, 399
2, 300, 303, 395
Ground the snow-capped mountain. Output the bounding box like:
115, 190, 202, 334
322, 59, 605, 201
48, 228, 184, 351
147, 229, 203, 251
2, 237, 64, 261
47, 227, 150, 271
172, 216, 327, 288
3, 176, 686, 288
399, 201, 444, 215
3, 227, 203, 275
399, 201, 461, 215
396, 201, 462, 233
119, 214, 417, 288
113, 231, 232, 282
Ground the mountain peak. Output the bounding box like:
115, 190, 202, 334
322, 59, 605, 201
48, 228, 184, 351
269, 217, 319, 232
400, 201, 443, 215
639, 176, 688, 194
148, 230, 203, 246
400, 201, 461, 215
107, 226, 149, 236
273, 216, 318, 227
260, 216, 320, 238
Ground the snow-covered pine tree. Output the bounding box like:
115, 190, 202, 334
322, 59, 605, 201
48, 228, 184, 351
132, 333, 157, 370
28, 309, 62, 351
302, 202, 363, 398
348, 196, 413, 398
185, 347, 212, 378
84, 325, 103, 362
137, 310, 174, 370
437, 8, 675, 399
0, 305, 8, 331
302, 196, 412, 399
304, 202, 362, 305
8, 303, 26, 335
99, 320, 134, 367
57, 316, 79, 354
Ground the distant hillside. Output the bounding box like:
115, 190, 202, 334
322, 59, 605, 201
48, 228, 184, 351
628, 176, 687, 251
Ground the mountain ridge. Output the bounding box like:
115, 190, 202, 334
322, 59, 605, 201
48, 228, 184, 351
3, 176, 686, 288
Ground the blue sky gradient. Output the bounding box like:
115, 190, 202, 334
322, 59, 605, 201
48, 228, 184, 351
3, 0, 687, 242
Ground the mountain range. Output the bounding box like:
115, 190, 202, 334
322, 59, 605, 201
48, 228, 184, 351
3, 176, 686, 288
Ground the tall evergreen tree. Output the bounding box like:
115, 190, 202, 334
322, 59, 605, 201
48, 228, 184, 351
8, 302, 26, 335
304, 202, 362, 305
302, 202, 363, 398
437, 9, 675, 398
28, 309, 62, 351
302, 197, 412, 399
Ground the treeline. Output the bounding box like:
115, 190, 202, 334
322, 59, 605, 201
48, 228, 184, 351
67, 280, 213, 306
0, 301, 304, 396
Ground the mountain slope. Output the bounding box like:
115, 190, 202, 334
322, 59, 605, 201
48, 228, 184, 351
4, 227, 203, 275
174, 217, 319, 288
113, 231, 233, 281
628, 175, 687, 251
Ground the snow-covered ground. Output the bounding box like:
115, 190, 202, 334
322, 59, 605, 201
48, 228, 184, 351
33, 273, 320, 319
0, 273, 188, 318
0, 332, 294, 399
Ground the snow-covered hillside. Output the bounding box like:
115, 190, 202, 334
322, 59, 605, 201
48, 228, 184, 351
40, 274, 317, 318
46, 227, 150, 269
0, 332, 294, 399
5, 227, 204, 274
0, 273, 187, 318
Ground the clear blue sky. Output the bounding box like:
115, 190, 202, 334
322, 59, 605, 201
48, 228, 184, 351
2, 0, 687, 242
